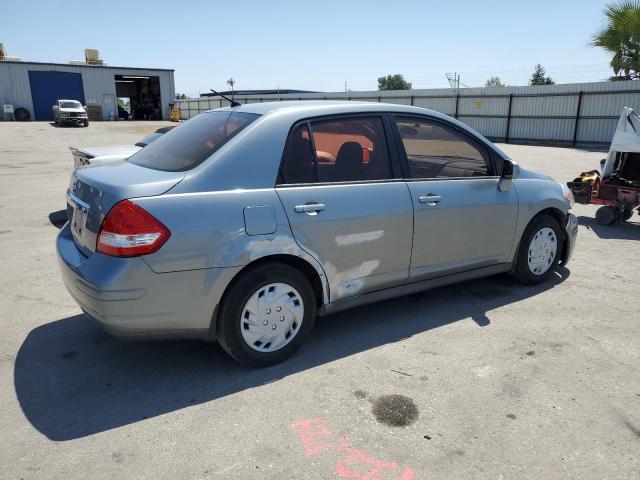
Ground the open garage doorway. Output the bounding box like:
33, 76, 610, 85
117, 97, 131, 120
114, 75, 161, 120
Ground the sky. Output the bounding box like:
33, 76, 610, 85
2, 0, 616, 96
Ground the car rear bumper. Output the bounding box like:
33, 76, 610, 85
562, 213, 578, 265
56, 224, 240, 340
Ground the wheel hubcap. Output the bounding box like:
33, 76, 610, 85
240, 282, 304, 352
527, 227, 557, 275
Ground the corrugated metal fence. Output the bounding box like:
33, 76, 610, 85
176, 80, 640, 146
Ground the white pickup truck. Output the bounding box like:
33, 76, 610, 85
52, 99, 89, 127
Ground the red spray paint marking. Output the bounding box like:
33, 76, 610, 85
291, 417, 335, 457
291, 418, 416, 480
335, 437, 399, 479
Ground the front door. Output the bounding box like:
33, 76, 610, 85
391, 115, 518, 281
102, 94, 115, 120
276, 115, 413, 301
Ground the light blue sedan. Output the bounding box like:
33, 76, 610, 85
58, 101, 577, 366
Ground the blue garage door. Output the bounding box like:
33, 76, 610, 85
28, 71, 86, 121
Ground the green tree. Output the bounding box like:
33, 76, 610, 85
175, 93, 188, 99
529, 64, 555, 85
377, 74, 412, 90
485, 76, 505, 87
592, 1, 640, 79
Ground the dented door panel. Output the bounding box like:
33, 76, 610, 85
276, 182, 413, 301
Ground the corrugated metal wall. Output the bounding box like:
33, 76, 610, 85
176, 81, 640, 146
0, 61, 175, 120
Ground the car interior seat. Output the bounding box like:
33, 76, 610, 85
283, 136, 316, 183
334, 141, 364, 181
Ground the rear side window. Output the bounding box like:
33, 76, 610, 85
279, 116, 392, 184
394, 116, 491, 179
129, 111, 258, 172
280, 124, 316, 184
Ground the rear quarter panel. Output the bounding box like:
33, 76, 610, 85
133, 189, 327, 293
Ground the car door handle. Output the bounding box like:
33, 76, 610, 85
294, 203, 326, 213
419, 194, 442, 205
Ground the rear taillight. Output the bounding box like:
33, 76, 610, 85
97, 200, 170, 257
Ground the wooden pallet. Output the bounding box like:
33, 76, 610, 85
86, 105, 102, 121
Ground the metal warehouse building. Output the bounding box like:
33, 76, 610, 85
0, 55, 175, 121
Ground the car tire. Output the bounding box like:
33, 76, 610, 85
511, 214, 563, 285
595, 206, 617, 225
84, 120, 89, 127
217, 263, 316, 367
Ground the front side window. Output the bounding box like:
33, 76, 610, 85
279, 116, 392, 184
129, 111, 258, 172
394, 116, 491, 179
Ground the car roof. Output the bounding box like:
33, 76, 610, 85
212, 100, 452, 121
202, 100, 510, 164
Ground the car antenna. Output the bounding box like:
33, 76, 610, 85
210, 89, 241, 107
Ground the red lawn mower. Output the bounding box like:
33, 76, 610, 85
568, 108, 640, 225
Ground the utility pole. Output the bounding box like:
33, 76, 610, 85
445, 72, 460, 96
344, 81, 347, 92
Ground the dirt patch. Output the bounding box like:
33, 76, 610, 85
354, 389, 368, 399
623, 419, 640, 439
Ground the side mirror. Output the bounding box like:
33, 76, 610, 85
600, 158, 606, 167
499, 159, 518, 191
501, 159, 518, 179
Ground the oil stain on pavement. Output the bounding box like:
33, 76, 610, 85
372, 394, 419, 427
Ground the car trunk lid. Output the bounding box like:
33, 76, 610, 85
67, 162, 185, 256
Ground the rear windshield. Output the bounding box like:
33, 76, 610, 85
128, 111, 259, 171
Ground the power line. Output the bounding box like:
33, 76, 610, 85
193, 62, 616, 95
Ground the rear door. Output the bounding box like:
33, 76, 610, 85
276, 115, 413, 301
390, 115, 518, 281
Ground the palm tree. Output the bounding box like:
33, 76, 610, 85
592, 1, 640, 79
